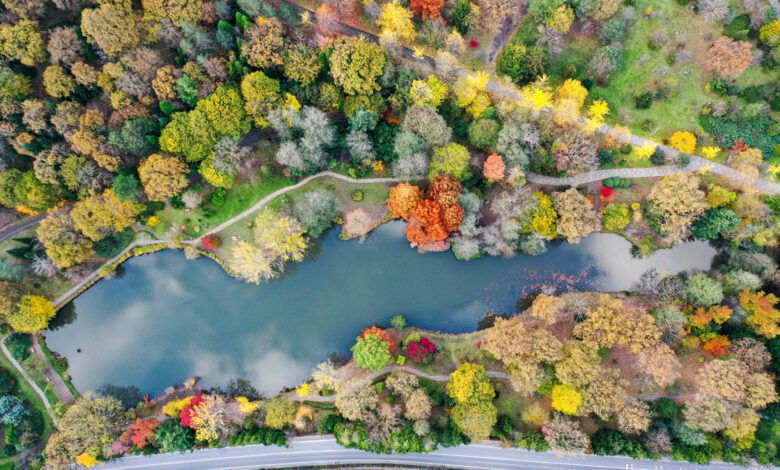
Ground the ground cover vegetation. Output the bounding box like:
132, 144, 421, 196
0, 0, 779, 467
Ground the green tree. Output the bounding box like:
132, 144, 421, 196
14, 171, 59, 212
692, 208, 740, 240
685, 274, 724, 307
240, 71, 281, 128
329, 37, 386, 96
0, 170, 22, 209
602, 203, 630, 233
351, 334, 392, 371
429, 143, 471, 181
264, 398, 297, 430
154, 419, 195, 453
112, 174, 142, 201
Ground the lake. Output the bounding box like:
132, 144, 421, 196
46, 222, 716, 396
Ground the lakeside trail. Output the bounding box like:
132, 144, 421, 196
0, 334, 57, 424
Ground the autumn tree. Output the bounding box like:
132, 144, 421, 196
573, 298, 660, 353
706, 37, 752, 78
293, 189, 339, 237
8, 294, 56, 333
377, 1, 416, 42
37, 211, 95, 269
542, 415, 590, 452
283, 45, 321, 86
647, 173, 707, 243
352, 332, 392, 370
44, 395, 129, 465
552, 189, 600, 244
264, 398, 297, 430
71, 190, 142, 242
387, 183, 422, 220
142, 0, 203, 25
582, 369, 627, 420
447, 363, 497, 441
329, 37, 386, 96
481, 316, 562, 364
551, 384, 582, 415
555, 341, 601, 388
483, 154, 505, 183
253, 209, 308, 266
429, 143, 471, 181
241, 17, 286, 70
43, 65, 76, 98
138, 154, 189, 201
0, 19, 46, 66
637, 344, 681, 388
81, 0, 142, 57
740, 290, 780, 339
241, 71, 281, 128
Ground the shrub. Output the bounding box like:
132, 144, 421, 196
602, 203, 630, 232
685, 273, 724, 307
350, 190, 364, 202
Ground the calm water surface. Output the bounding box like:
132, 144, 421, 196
47, 222, 716, 395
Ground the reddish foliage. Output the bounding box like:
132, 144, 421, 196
202, 234, 222, 250
410, 0, 444, 19
483, 154, 506, 182
732, 139, 749, 153
703, 336, 731, 357
600, 186, 614, 198
406, 337, 436, 363
129, 418, 160, 449
689, 311, 712, 329
360, 326, 397, 353
428, 175, 461, 206
469, 40, 479, 48
382, 106, 400, 124
180, 394, 204, 428
442, 203, 464, 232
406, 200, 449, 246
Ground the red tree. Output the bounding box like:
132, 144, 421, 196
428, 174, 461, 206
180, 394, 204, 428
202, 234, 222, 250
406, 337, 436, 363
360, 326, 397, 353
129, 418, 160, 449
410, 0, 445, 19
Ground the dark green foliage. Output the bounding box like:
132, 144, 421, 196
600, 18, 627, 43
176, 75, 199, 108
227, 426, 287, 447
652, 398, 681, 420
0, 370, 15, 397
436, 419, 469, 447
0, 396, 28, 427
96, 384, 143, 410
160, 101, 175, 116
112, 173, 142, 201
651, 147, 665, 165
451, 0, 476, 34
491, 415, 515, 441
467, 119, 499, 151
498, 44, 548, 86
216, 20, 235, 49
108, 117, 157, 157
335, 422, 429, 453
671, 436, 723, 465
93, 228, 134, 258
318, 413, 343, 434
439, 99, 470, 140
723, 15, 751, 41
373, 121, 399, 162
603, 177, 631, 188
155, 419, 196, 453
5, 334, 30, 362
517, 430, 549, 451
710, 78, 728, 96
598, 149, 614, 167
634, 91, 654, 109
692, 208, 740, 240
592, 429, 645, 458
699, 114, 780, 158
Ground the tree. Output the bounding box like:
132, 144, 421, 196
706, 37, 752, 78
759, 19, 780, 46
739, 290, 780, 339
377, 1, 416, 42
447, 363, 495, 405
283, 45, 321, 86
112, 174, 142, 202
592, 429, 644, 457
352, 333, 392, 371
429, 143, 471, 181
154, 419, 195, 453
241, 17, 286, 70
647, 173, 707, 243
45, 395, 129, 464
71, 190, 142, 242
402, 106, 452, 148
637, 344, 681, 388
588, 46, 622, 84
732, 338, 771, 373
128, 417, 160, 449
555, 341, 600, 387
404, 389, 432, 420
669, 131, 697, 154
521, 192, 558, 240
410, 0, 444, 19
451, 400, 497, 442
692, 208, 739, 240
617, 400, 651, 435
583, 369, 627, 420
387, 183, 422, 221
481, 316, 562, 364
253, 209, 308, 267
14, 172, 59, 213
685, 274, 723, 307
37, 211, 95, 269
483, 154, 505, 182
468, 119, 499, 151
189, 394, 228, 442
43, 65, 76, 98
553, 130, 598, 175
454, 72, 492, 118
141, 0, 203, 25
552, 189, 600, 244
602, 203, 630, 233
573, 298, 660, 353
9, 294, 56, 333
335, 384, 378, 421
138, 154, 189, 201
0, 19, 46, 66
542, 415, 590, 452
551, 384, 582, 415
329, 37, 386, 96
293, 189, 339, 237
0, 395, 28, 426
81, 0, 141, 57
264, 398, 297, 430
230, 242, 275, 284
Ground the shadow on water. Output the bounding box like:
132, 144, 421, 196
47, 222, 719, 396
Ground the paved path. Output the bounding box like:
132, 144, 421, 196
97, 435, 748, 470
31, 335, 75, 404
0, 334, 57, 424
0, 214, 44, 243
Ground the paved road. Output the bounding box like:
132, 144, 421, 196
98, 436, 749, 470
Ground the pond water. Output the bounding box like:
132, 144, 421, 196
46, 222, 717, 396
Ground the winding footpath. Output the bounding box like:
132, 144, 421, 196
0, 334, 57, 424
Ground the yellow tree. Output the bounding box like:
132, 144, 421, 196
551, 384, 582, 415
9, 294, 56, 333
377, 1, 416, 43
37, 211, 95, 269
647, 173, 707, 243
71, 189, 142, 241
253, 209, 308, 265
138, 154, 189, 201
454, 72, 492, 118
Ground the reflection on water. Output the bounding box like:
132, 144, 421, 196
46, 222, 716, 396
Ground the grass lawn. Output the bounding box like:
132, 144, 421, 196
0, 345, 55, 440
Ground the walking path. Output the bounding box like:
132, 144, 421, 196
0, 334, 57, 424
31, 335, 75, 404
0, 214, 44, 243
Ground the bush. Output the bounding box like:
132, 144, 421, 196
350, 190, 364, 202
700, 114, 780, 158
592, 429, 645, 458
685, 273, 724, 307
634, 91, 654, 109
603, 203, 630, 232
517, 429, 549, 451
5, 334, 30, 362
318, 413, 343, 434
